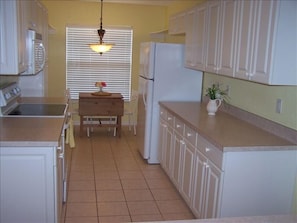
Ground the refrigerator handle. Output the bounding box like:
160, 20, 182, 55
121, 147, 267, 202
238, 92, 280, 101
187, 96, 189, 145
143, 86, 147, 108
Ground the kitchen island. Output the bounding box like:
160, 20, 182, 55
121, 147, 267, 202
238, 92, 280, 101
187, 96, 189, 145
0, 97, 69, 223
158, 101, 297, 219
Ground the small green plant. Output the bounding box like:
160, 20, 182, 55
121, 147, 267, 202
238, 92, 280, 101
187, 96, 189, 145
206, 83, 229, 102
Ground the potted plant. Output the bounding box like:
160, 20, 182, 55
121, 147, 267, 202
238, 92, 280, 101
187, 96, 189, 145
205, 83, 228, 115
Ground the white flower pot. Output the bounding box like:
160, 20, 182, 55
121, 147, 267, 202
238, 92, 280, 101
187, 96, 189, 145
207, 99, 222, 115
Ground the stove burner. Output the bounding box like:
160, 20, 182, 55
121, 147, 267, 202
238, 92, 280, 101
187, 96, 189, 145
8, 104, 66, 116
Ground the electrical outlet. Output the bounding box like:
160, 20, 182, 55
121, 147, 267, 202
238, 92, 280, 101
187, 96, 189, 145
276, 99, 282, 113
226, 85, 230, 96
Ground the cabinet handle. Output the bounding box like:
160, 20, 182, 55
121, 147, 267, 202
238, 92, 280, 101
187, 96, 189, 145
180, 140, 185, 145
57, 146, 62, 151
203, 162, 209, 168
176, 124, 181, 128
59, 153, 64, 159
167, 117, 172, 121
187, 133, 192, 137
162, 124, 168, 128
205, 147, 211, 152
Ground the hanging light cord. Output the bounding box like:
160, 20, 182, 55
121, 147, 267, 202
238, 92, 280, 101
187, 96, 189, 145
98, 0, 105, 44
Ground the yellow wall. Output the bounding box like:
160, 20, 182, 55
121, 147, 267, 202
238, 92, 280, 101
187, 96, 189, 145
42, 0, 297, 131
42, 0, 167, 97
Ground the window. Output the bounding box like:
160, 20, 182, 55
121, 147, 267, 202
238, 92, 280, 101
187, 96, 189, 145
66, 26, 133, 101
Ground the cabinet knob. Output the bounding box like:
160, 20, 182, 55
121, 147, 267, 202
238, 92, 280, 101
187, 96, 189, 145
187, 133, 192, 137
176, 124, 181, 128
167, 117, 172, 121
205, 147, 211, 152
57, 146, 62, 151
180, 140, 185, 145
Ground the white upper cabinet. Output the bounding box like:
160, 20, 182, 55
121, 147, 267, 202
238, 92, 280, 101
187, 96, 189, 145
218, 0, 238, 76
168, 11, 186, 35
185, 3, 207, 71
0, 0, 48, 76
176, 0, 297, 85
0, 1, 28, 75
233, 0, 297, 85
204, 0, 221, 74
205, 0, 237, 76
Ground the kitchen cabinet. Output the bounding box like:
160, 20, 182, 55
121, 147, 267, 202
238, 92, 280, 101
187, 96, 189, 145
204, 0, 237, 76
235, 0, 297, 85
192, 135, 223, 219
159, 108, 174, 176
184, 4, 207, 70
0, 145, 63, 223
204, 0, 221, 73
0, 0, 48, 76
0, 0, 28, 75
171, 118, 184, 187
235, 0, 278, 83
159, 102, 297, 218
179, 0, 297, 85
168, 11, 186, 35
180, 126, 196, 205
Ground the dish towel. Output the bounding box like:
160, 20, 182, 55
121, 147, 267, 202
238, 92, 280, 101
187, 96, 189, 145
66, 117, 75, 148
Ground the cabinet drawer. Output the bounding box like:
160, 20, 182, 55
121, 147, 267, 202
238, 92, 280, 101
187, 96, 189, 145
197, 135, 223, 169
166, 112, 174, 127
174, 117, 184, 135
160, 107, 167, 120
184, 125, 197, 146
79, 100, 123, 116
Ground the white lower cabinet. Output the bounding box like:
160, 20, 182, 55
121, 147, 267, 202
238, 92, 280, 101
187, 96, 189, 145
158, 105, 296, 219
0, 144, 64, 223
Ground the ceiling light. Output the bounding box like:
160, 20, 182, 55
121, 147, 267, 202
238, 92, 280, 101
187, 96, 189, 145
89, 0, 114, 55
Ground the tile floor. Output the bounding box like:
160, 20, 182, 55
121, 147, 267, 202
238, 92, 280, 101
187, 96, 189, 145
63, 126, 195, 223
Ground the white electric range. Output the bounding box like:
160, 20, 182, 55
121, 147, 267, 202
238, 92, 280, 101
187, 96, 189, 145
0, 82, 67, 117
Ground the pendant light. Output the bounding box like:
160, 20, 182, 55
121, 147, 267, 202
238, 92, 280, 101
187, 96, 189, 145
89, 0, 114, 55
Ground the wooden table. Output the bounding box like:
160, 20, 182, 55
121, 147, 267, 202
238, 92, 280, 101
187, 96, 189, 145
79, 93, 124, 137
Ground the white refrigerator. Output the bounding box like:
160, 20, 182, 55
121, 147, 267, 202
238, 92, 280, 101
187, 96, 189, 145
137, 42, 203, 164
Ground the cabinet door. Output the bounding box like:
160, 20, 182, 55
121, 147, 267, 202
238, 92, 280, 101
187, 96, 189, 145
234, 0, 255, 80
192, 150, 208, 219
219, 0, 238, 76
185, 7, 198, 69
159, 120, 167, 169
171, 132, 183, 187
169, 11, 186, 35
180, 140, 195, 204
250, 0, 278, 84
161, 123, 173, 176
0, 0, 27, 74
203, 161, 223, 219
0, 147, 55, 223
205, 0, 221, 73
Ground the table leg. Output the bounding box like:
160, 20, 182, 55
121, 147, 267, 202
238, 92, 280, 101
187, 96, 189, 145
117, 115, 122, 138
80, 115, 83, 137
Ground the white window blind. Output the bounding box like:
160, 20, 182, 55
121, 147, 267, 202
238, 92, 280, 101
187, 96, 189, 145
66, 26, 133, 100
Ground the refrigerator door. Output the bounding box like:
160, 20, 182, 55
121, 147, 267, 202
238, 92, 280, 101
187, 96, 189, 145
139, 42, 155, 79
137, 76, 154, 159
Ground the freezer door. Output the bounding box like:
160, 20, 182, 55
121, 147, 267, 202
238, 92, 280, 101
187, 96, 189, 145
139, 42, 155, 79
137, 76, 154, 159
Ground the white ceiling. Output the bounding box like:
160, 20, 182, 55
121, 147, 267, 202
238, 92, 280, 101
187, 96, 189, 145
80, 0, 177, 6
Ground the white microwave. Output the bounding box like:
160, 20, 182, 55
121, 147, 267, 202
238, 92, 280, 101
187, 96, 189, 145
22, 30, 46, 75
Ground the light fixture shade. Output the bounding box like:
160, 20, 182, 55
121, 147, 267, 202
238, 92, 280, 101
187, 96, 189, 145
89, 0, 114, 54
89, 43, 114, 53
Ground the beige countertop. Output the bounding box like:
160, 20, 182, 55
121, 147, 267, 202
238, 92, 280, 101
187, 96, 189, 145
159, 101, 296, 152
0, 117, 65, 147
0, 97, 67, 147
